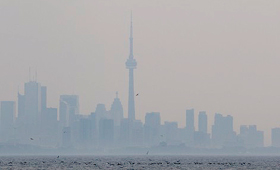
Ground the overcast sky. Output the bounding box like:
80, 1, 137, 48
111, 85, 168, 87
0, 0, 280, 145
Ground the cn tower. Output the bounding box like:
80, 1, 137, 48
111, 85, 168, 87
125, 14, 137, 121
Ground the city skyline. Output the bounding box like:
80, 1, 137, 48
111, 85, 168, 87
0, 0, 280, 146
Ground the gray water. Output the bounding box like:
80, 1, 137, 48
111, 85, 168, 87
0, 155, 279, 169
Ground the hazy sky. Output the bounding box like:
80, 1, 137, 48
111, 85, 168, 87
0, 0, 280, 145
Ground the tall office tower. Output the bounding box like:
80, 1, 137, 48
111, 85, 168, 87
59, 95, 79, 147
17, 93, 25, 122
125, 14, 137, 122
59, 95, 79, 127
17, 80, 47, 144
164, 121, 179, 145
41, 86, 47, 112
110, 92, 124, 127
144, 112, 161, 146
186, 109, 195, 131
0, 101, 15, 141
193, 111, 210, 147
211, 113, 236, 147
271, 128, 280, 147
24, 81, 42, 128
88, 103, 109, 147
110, 93, 124, 146
186, 109, 195, 146
239, 125, 264, 148
198, 111, 207, 133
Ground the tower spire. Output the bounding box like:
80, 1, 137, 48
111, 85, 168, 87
129, 11, 133, 59
126, 12, 137, 121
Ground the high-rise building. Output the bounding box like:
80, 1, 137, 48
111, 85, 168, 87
198, 111, 207, 133
144, 112, 161, 146
195, 111, 210, 147
79, 117, 92, 146
186, 109, 195, 131
0, 101, 15, 141
17, 80, 46, 144
131, 120, 144, 147
59, 95, 79, 127
110, 92, 123, 127
238, 125, 263, 148
41, 86, 47, 112
186, 109, 195, 146
164, 121, 179, 145
126, 14, 137, 122
23, 81, 42, 128
272, 128, 280, 147
212, 113, 236, 147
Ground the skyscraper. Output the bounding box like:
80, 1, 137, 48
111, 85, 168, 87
186, 109, 195, 146
0, 101, 15, 141
186, 109, 195, 132
212, 113, 235, 147
17, 80, 47, 144
198, 111, 207, 133
110, 92, 124, 126
59, 95, 79, 127
125, 14, 137, 121
239, 125, 264, 148
144, 112, 161, 146
271, 128, 280, 147
24, 81, 42, 128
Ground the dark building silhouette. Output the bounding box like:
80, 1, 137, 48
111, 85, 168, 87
59, 95, 79, 127
239, 125, 263, 148
59, 95, 79, 147
194, 111, 210, 147
78, 117, 92, 147
186, 109, 195, 146
131, 120, 144, 147
0, 101, 15, 142
212, 113, 236, 147
164, 121, 179, 145
17, 80, 46, 144
198, 111, 207, 133
144, 112, 161, 146
110, 92, 123, 127
271, 128, 280, 147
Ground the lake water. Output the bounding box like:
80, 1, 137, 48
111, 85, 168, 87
0, 155, 279, 169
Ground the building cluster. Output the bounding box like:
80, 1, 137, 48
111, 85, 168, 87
0, 83, 280, 149
1, 17, 280, 151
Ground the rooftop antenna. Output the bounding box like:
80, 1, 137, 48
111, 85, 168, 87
116, 91, 119, 98
29, 67, 31, 82
35, 68, 37, 82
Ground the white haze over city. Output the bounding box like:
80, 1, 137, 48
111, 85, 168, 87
0, 0, 279, 145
